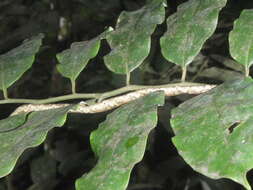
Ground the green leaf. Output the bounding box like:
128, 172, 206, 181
171, 77, 253, 190
0, 105, 74, 178
229, 9, 253, 76
104, 0, 165, 75
75, 92, 164, 190
160, 0, 227, 68
0, 34, 43, 97
56, 34, 103, 92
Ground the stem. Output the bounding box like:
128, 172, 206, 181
126, 73, 131, 86
71, 80, 76, 94
181, 65, 187, 82
245, 66, 249, 77
11, 83, 216, 115
98, 85, 144, 102
3, 87, 8, 99
0, 82, 211, 105
0, 93, 99, 104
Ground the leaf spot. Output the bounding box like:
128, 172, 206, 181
125, 136, 139, 148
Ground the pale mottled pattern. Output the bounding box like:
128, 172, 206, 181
160, 0, 227, 67
75, 92, 163, 190
0, 105, 74, 178
56, 35, 101, 81
171, 78, 253, 190
104, 0, 165, 74
229, 10, 253, 69
0, 34, 43, 90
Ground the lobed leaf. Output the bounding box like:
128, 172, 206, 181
75, 92, 164, 190
171, 77, 253, 190
160, 0, 227, 67
104, 0, 165, 75
0, 105, 74, 178
0, 34, 43, 94
229, 9, 253, 76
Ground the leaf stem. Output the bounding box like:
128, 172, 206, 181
126, 72, 131, 86
181, 65, 187, 82
0, 82, 214, 105
245, 66, 250, 77
71, 80, 76, 94
3, 88, 8, 99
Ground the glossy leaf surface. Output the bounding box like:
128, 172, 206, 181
0, 34, 43, 92
171, 77, 253, 189
0, 105, 74, 178
104, 0, 165, 74
160, 0, 227, 67
229, 9, 253, 75
76, 92, 164, 190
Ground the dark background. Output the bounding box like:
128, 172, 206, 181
0, 0, 253, 189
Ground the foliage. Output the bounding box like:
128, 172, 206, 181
229, 9, 253, 77
56, 33, 105, 93
76, 92, 164, 190
0, 105, 74, 178
160, 0, 227, 81
0, 0, 253, 190
171, 77, 253, 190
104, 0, 166, 85
0, 34, 43, 98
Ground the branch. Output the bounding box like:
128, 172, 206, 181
11, 83, 216, 115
